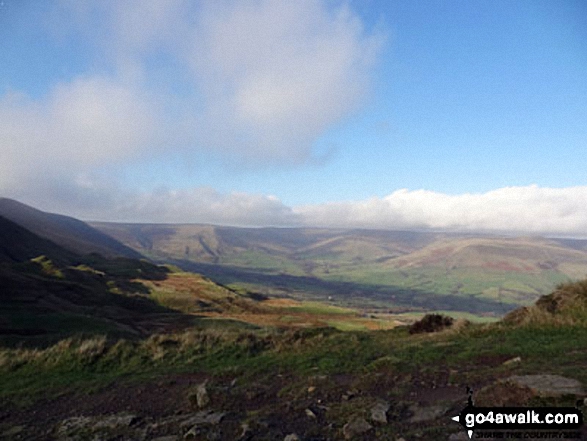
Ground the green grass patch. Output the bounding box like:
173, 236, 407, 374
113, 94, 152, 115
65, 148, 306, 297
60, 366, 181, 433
325, 320, 368, 331
283, 301, 355, 316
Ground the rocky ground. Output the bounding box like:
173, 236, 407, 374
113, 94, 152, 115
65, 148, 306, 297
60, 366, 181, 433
2, 367, 586, 440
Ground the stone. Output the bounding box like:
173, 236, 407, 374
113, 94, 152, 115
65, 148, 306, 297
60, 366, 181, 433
506, 374, 583, 397
195, 381, 210, 408
408, 404, 447, 423
92, 414, 136, 429
342, 417, 372, 439
448, 432, 470, 440
179, 411, 225, 429
55, 413, 137, 440
370, 400, 390, 424
284, 434, 301, 441
238, 422, 253, 440
183, 425, 201, 440
502, 356, 522, 366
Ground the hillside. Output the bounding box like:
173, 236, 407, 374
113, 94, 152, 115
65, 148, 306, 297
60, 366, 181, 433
1, 276, 587, 440
89, 223, 440, 265
1, 202, 586, 439
0, 215, 76, 264
91, 222, 587, 315
0, 198, 141, 258
0, 213, 192, 345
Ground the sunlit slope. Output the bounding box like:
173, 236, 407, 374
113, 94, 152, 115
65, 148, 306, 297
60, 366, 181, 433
387, 237, 587, 275
322, 237, 587, 306
145, 270, 399, 331
92, 222, 587, 312
90, 222, 439, 267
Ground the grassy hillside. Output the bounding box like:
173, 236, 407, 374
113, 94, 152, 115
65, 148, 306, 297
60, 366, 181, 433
0, 215, 77, 264
0, 215, 196, 346
91, 222, 587, 316
1, 279, 587, 440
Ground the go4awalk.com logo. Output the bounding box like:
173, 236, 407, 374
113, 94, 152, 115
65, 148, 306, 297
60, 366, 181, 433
451, 389, 583, 439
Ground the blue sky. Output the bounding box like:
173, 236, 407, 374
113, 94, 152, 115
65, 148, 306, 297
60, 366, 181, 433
1, 0, 586, 236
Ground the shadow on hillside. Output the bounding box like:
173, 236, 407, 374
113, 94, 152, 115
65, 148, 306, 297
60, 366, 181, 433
0, 257, 195, 349
170, 259, 516, 316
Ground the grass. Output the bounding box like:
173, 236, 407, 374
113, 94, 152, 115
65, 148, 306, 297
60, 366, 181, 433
323, 265, 571, 304
282, 301, 355, 315
30, 255, 64, 278
3, 315, 586, 405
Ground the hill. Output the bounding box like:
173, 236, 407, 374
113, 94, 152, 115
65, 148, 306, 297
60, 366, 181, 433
91, 222, 587, 315
2, 274, 586, 440
89, 223, 441, 265
0, 213, 190, 345
0, 215, 76, 264
0, 198, 141, 258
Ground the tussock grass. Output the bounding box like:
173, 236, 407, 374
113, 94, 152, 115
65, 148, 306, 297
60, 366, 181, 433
3, 279, 587, 408
504, 279, 587, 326
31, 255, 64, 278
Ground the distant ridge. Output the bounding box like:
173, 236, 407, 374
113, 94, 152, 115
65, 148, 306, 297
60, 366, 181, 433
0, 198, 141, 258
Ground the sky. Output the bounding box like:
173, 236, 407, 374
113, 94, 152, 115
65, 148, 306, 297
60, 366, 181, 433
1, 0, 586, 237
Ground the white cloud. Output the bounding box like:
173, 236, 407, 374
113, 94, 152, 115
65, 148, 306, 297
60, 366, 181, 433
42, 0, 383, 165
295, 186, 587, 237
1, 0, 383, 203
183, 0, 383, 162
0, 75, 158, 192
44, 184, 299, 227
115, 188, 298, 226
15, 182, 587, 238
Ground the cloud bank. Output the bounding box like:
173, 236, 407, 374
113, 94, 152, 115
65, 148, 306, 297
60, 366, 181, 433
36, 185, 587, 238
295, 186, 587, 237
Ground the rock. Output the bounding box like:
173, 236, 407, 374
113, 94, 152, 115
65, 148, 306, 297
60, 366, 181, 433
502, 356, 522, 366
238, 422, 253, 441
92, 414, 137, 429
195, 381, 210, 408
506, 374, 583, 397
179, 411, 225, 429
305, 408, 317, 419
370, 400, 390, 424
342, 417, 372, 439
151, 437, 178, 441
183, 425, 201, 440
342, 389, 357, 401
448, 432, 470, 440
284, 434, 301, 441
408, 404, 447, 422
55, 413, 137, 440
307, 386, 316, 393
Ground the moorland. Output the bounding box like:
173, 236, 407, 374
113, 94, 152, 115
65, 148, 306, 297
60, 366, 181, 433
0, 198, 586, 440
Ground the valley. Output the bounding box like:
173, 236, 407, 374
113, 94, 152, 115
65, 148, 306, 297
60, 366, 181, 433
1, 199, 587, 440
92, 222, 587, 317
